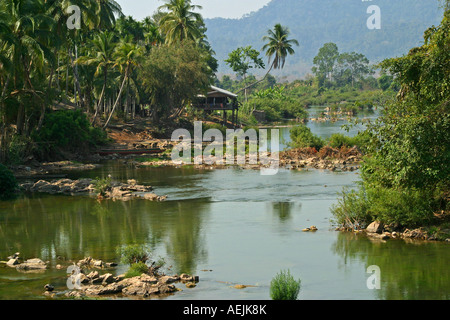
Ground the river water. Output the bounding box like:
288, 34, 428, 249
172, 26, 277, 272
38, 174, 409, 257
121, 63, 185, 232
0, 107, 448, 300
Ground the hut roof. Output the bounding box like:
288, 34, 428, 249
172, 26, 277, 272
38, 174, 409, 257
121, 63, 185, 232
197, 86, 238, 99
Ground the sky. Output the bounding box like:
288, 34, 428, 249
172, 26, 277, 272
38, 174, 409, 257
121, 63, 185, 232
115, 0, 272, 20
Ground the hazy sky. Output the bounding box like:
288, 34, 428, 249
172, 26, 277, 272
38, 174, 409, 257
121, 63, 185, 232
116, 0, 272, 20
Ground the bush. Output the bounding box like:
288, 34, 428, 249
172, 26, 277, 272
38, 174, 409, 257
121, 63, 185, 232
32, 110, 107, 157
366, 186, 435, 227
331, 186, 372, 229
270, 269, 301, 300
247, 97, 308, 122
0, 164, 17, 200
93, 176, 112, 197
117, 244, 149, 266
125, 262, 149, 278
331, 184, 436, 229
289, 125, 324, 150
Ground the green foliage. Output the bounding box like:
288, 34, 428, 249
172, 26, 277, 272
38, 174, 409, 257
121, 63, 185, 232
247, 96, 308, 122
125, 262, 149, 278
333, 8, 450, 228
289, 125, 324, 150
270, 269, 301, 300
0, 164, 17, 200
7, 135, 34, 165
32, 110, 107, 157
331, 186, 371, 229
327, 132, 370, 150
225, 46, 265, 78
262, 23, 299, 70
93, 176, 112, 197
331, 185, 436, 228
117, 244, 150, 266
139, 41, 213, 121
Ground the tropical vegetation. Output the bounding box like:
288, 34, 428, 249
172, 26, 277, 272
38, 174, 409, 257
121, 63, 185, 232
332, 4, 450, 230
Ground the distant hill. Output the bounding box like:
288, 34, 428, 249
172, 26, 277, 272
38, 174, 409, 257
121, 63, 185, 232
205, 0, 444, 79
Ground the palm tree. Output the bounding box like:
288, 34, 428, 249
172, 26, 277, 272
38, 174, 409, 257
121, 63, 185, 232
0, 0, 54, 134
158, 0, 204, 45
237, 24, 299, 94
94, 0, 123, 30
77, 31, 116, 123
142, 17, 164, 49
262, 24, 299, 72
103, 40, 143, 128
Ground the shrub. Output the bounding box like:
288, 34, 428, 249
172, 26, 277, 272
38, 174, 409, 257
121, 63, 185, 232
0, 164, 18, 200
331, 184, 436, 229
366, 186, 435, 227
93, 176, 112, 197
32, 110, 107, 157
330, 186, 372, 229
117, 244, 149, 266
289, 125, 324, 150
125, 262, 149, 278
270, 269, 301, 300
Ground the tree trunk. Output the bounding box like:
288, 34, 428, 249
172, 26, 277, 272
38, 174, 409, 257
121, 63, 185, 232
236, 63, 274, 95
37, 62, 56, 131
0, 75, 11, 163
103, 68, 129, 129
91, 67, 107, 125
68, 47, 84, 109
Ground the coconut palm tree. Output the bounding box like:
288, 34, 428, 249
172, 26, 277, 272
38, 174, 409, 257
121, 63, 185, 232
0, 0, 54, 134
158, 0, 204, 45
237, 24, 299, 94
103, 40, 143, 128
77, 31, 116, 123
94, 0, 123, 30
262, 23, 299, 72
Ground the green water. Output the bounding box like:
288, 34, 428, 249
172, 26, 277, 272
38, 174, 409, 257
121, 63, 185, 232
0, 108, 448, 300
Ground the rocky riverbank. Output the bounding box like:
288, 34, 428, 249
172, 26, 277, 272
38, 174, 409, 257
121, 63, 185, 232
19, 178, 167, 201
337, 221, 450, 242
134, 146, 362, 172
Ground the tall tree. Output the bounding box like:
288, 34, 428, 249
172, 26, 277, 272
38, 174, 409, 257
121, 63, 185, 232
312, 42, 339, 84
158, 0, 204, 45
225, 46, 264, 102
262, 23, 299, 72
335, 52, 372, 87
236, 24, 298, 94
77, 31, 116, 124
103, 40, 143, 128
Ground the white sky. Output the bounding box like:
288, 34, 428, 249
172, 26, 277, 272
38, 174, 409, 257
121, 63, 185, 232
116, 0, 272, 20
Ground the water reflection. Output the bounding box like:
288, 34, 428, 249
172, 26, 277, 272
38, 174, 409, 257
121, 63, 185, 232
332, 232, 450, 300
0, 195, 211, 275
270, 201, 295, 222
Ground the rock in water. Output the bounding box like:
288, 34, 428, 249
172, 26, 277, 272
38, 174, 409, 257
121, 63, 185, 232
6, 259, 20, 267
44, 284, 54, 292
366, 221, 384, 234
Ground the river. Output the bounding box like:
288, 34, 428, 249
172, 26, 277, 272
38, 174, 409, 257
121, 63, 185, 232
0, 107, 448, 300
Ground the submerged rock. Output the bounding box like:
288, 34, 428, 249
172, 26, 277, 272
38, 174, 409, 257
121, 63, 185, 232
15, 258, 47, 272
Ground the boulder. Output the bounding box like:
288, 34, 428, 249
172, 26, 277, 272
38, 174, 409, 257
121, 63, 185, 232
15, 258, 47, 271
44, 284, 54, 292
6, 258, 20, 267
102, 273, 115, 285
366, 221, 384, 234
158, 275, 179, 284
7, 252, 20, 260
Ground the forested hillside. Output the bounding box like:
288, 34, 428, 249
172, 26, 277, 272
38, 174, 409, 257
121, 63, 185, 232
205, 0, 444, 77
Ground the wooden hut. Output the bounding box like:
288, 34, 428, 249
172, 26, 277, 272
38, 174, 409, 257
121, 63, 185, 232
193, 86, 240, 127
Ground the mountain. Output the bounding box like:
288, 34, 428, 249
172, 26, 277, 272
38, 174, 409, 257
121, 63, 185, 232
205, 0, 444, 79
